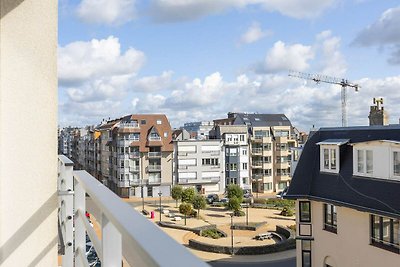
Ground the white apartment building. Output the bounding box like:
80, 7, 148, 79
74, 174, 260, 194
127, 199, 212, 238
174, 140, 225, 194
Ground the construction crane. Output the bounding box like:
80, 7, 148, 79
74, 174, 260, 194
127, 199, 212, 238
288, 70, 360, 127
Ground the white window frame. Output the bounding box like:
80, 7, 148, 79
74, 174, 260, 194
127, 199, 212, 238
320, 145, 339, 173
391, 149, 400, 180
353, 148, 374, 176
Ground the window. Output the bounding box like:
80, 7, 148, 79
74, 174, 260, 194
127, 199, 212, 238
263, 182, 272, 190
141, 119, 146, 125
228, 163, 237, 171
240, 135, 245, 141
324, 204, 337, 233
299, 201, 311, 223
202, 158, 219, 166
355, 149, 373, 175
157, 120, 162, 125
301, 240, 311, 267
242, 148, 247, 155
321, 147, 339, 173
370, 214, 400, 253
164, 132, 168, 138
242, 163, 248, 170
278, 182, 286, 189
393, 151, 400, 176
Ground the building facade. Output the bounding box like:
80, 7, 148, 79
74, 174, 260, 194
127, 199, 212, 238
174, 140, 225, 194
183, 121, 214, 140
286, 126, 400, 267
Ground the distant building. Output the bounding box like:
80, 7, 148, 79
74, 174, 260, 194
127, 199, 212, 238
183, 121, 214, 140
214, 112, 299, 193
172, 128, 191, 141
286, 126, 400, 267
369, 97, 389, 126
174, 139, 225, 194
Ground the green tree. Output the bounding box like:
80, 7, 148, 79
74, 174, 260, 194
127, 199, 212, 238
192, 194, 207, 219
171, 185, 183, 207
179, 203, 193, 225
227, 196, 241, 212
181, 187, 196, 203
226, 184, 243, 202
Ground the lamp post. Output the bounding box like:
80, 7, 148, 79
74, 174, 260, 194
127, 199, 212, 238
230, 213, 234, 255
158, 191, 162, 223
141, 185, 145, 212
246, 204, 249, 226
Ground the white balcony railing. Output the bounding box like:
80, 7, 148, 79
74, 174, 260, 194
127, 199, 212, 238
58, 155, 207, 267
148, 151, 162, 158
129, 151, 140, 158
148, 165, 161, 171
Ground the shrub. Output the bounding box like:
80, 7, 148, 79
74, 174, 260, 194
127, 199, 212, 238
179, 203, 193, 225
182, 187, 196, 203
234, 210, 245, 217
201, 228, 224, 239
266, 198, 295, 208
253, 198, 267, 204
280, 206, 294, 217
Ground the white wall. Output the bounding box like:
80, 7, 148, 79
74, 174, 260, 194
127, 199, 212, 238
0, 1, 58, 266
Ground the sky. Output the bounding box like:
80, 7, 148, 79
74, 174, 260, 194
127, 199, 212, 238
58, 0, 400, 131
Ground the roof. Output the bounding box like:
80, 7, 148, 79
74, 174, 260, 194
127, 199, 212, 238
286, 125, 400, 219
316, 139, 350, 145
232, 113, 292, 127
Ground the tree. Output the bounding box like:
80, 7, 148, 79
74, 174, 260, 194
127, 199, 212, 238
179, 203, 193, 225
226, 184, 244, 203
171, 185, 183, 207
192, 194, 207, 219
181, 187, 196, 203
227, 196, 241, 213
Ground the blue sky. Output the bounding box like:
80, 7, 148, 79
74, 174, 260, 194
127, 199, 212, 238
58, 0, 400, 131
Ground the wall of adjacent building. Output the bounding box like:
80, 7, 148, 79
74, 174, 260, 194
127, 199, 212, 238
296, 200, 399, 267
0, 0, 57, 265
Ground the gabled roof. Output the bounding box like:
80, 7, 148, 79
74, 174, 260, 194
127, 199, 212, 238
286, 125, 400, 219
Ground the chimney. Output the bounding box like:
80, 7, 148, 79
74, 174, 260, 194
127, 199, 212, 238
368, 97, 389, 126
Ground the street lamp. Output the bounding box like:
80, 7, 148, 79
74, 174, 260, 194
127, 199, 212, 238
141, 185, 145, 212
230, 213, 234, 255
158, 191, 162, 223
246, 204, 249, 226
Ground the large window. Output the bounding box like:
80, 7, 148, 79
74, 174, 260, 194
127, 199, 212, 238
321, 147, 338, 172
370, 214, 400, 253
299, 201, 311, 223
301, 240, 311, 267
393, 151, 400, 176
355, 149, 373, 175
324, 204, 337, 233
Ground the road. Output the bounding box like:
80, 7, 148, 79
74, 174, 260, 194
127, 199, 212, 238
208, 257, 296, 267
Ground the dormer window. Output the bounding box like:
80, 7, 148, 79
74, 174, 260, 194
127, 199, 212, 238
355, 149, 373, 175
317, 139, 349, 174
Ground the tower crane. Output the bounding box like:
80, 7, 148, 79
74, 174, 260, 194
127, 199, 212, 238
288, 70, 360, 127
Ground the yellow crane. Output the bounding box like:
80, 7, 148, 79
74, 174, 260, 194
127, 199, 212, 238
288, 71, 360, 127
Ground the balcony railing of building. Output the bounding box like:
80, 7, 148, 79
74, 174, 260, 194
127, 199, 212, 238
148, 151, 162, 158
129, 151, 140, 158
252, 148, 262, 154
148, 136, 162, 141
130, 166, 140, 172
252, 161, 263, 167
148, 178, 162, 184
58, 155, 207, 267
148, 165, 162, 172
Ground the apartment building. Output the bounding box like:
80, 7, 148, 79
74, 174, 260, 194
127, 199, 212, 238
183, 121, 214, 140
174, 140, 225, 194
286, 126, 400, 267
107, 114, 174, 198
214, 113, 298, 193
212, 125, 251, 190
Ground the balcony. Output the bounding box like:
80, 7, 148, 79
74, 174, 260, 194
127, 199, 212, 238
252, 174, 263, 180
148, 136, 161, 141
148, 151, 162, 158
148, 178, 162, 184
147, 165, 161, 172
118, 179, 131, 187
251, 161, 263, 168
129, 151, 140, 158
58, 155, 206, 267
252, 148, 262, 154
130, 166, 140, 172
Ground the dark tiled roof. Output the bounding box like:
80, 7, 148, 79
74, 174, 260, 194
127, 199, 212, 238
286, 125, 400, 219
232, 113, 292, 127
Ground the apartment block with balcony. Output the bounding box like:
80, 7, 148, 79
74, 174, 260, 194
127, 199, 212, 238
174, 139, 225, 194
212, 125, 251, 190
286, 126, 400, 267
214, 112, 298, 193
107, 114, 173, 198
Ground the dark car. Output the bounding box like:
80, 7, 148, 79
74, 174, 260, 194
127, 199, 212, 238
206, 194, 219, 204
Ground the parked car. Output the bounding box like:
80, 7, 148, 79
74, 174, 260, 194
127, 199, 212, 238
220, 198, 229, 203
206, 194, 219, 204
276, 187, 289, 198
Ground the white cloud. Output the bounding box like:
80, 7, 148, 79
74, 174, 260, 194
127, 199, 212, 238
353, 6, 400, 64
239, 22, 272, 44
316, 31, 347, 76
258, 41, 314, 73
132, 71, 174, 92
149, 0, 338, 22
58, 36, 145, 86
77, 0, 136, 26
